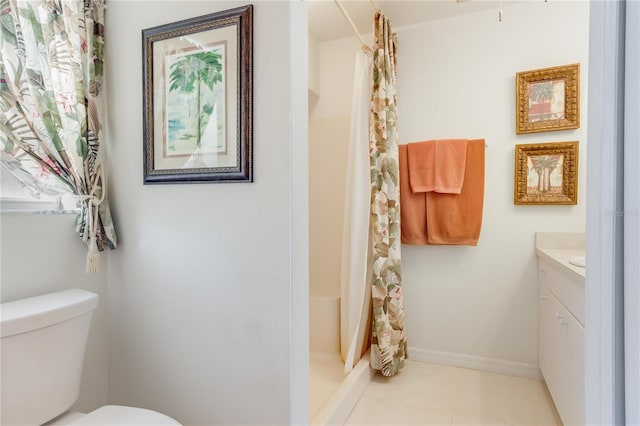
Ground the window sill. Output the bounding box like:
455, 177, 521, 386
0, 196, 80, 215
1, 208, 80, 215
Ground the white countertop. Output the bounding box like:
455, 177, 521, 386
535, 232, 586, 280
535, 247, 586, 280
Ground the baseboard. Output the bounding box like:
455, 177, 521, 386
408, 347, 542, 380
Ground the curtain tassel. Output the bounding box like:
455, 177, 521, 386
86, 235, 100, 273
83, 168, 105, 274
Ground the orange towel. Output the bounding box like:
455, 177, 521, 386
400, 139, 485, 246
426, 139, 485, 246
407, 139, 468, 194
399, 144, 428, 245
434, 139, 468, 194
407, 141, 435, 193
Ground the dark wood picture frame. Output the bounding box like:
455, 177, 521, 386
142, 5, 253, 184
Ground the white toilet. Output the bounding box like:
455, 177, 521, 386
0, 289, 181, 426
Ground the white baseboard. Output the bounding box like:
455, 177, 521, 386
408, 347, 542, 380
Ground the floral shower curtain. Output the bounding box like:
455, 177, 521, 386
369, 11, 406, 377
1, 0, 117, 272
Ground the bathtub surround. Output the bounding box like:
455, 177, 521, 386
368, 11, 406, 377
312, 353, 375, 425
310, 296, 375, 424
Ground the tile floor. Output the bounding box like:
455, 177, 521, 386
345, 360, 561, 426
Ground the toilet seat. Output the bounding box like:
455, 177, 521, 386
67, 405, 181, 425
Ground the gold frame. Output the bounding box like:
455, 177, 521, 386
514, 142, 578, 205
516, 64, 580, 134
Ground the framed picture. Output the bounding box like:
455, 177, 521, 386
142, 5, 253, 184
514, 141, 578, 205
515, 63, 580, 134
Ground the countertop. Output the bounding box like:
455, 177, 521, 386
535, 232, 586, 280
535, 247, 586, 280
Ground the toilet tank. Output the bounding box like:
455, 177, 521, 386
1, 289, 99, 426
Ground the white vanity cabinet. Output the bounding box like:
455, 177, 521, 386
537, 257, 585, 426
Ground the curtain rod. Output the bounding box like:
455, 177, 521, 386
333, 0, 372, 52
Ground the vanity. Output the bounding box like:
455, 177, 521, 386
535, 232, 585, 426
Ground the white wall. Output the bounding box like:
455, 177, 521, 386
0, 214, 109, 413
105, 2, 303, 424
311, 1, 589, 372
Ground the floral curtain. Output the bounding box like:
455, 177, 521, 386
368, 11, 406, 376
1, 0, 116, 272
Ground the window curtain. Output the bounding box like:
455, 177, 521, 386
368, 11, 406, 377
0, 0, 116, 272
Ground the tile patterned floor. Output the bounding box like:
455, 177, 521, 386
345, 360, 560, 426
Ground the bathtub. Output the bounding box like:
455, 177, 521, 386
309, 295, 374, 425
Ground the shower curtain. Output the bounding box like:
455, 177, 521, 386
341, 50, 373, 373
368, 11, 406, 377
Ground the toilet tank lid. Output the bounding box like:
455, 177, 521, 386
1, 289, 99, 338
67, 406, 181, 425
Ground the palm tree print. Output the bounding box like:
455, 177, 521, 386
529, 155, 562, 192
528, 81, 554, 121
168, 50, 222, 149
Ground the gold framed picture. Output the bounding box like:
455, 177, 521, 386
514, 142, 578, 205
516, 64, 580, 134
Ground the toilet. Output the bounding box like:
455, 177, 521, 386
0, 289, 181, 426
